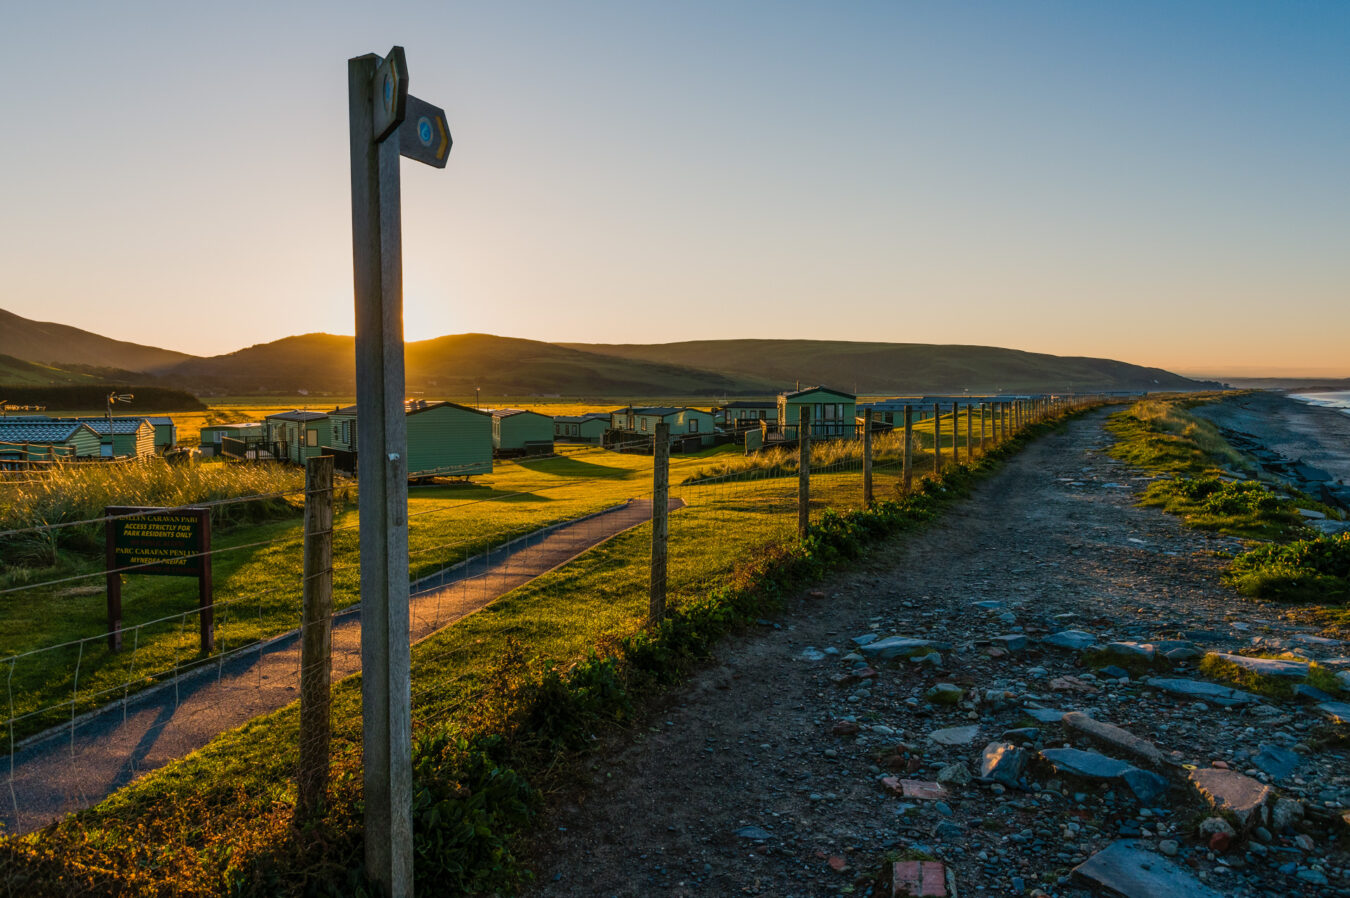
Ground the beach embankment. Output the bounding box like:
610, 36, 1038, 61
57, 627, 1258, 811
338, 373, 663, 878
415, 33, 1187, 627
1192, 391, 1350, 514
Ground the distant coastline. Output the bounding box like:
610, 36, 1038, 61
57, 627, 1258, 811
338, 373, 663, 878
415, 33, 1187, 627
1290, 391, 1350, 418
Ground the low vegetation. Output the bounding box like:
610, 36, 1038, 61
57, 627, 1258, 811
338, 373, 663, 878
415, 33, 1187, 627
1198, 652, 1346, 700
1106, 395, 1347, 608
1224, 532, 1350, 604
0, 403, 1097, 896
1136, 475, 1305, 541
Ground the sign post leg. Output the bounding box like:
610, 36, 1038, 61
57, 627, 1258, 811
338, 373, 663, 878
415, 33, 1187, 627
349, 52, 413, 898
198, 512, 213, 653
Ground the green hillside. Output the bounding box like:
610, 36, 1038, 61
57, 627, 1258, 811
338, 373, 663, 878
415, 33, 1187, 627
0, 308, 191, 372
0, 354, 105, 387
561, 340, 1218, 394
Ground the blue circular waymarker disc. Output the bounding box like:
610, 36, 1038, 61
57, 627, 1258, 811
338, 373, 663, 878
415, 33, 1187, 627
418, 117, 433, 145
383, 75, 394, 107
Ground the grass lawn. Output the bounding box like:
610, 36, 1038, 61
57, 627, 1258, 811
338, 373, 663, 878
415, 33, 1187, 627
0, 443, 779, 747
0, 397, 1089, 896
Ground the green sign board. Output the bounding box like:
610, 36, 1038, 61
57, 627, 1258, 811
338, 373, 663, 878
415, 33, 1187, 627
105, 506, 213, 653
111, 510, 205, 576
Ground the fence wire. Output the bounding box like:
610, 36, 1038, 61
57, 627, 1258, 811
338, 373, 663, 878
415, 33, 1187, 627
0, 396, 1099, 851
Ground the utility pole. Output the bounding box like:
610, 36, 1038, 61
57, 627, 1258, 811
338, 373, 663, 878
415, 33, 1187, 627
348, 46, 452, 898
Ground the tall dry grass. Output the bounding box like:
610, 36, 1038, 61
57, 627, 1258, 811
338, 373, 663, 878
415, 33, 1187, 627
0, 458, 303, 568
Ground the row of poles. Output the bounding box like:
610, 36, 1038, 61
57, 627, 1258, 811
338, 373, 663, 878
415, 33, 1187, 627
292, 394, 1099, 881
649, 394, 1098, 622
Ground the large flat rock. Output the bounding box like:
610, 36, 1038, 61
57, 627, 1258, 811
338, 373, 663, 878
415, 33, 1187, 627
1206, 652, 1310, 679
1041, 747, 1134, 780
1062, 712, 1166, 768
928, 725, 980, 746
1188, 768, 1272, 827
1143, 677, 1260, 707
860, 636, 950, 660
1073, 840, 1224, 898
1319, 701, 1350, 725
1042, 629, 1097, 651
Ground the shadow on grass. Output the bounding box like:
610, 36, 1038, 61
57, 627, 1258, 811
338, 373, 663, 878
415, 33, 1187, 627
515, 456, 634, 480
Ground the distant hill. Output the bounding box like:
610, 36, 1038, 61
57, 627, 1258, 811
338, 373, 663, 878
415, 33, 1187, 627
561, 340, 1219, 394
2, 307, 1220, 399
0, 308, 191, 372
160, 333, 776, 396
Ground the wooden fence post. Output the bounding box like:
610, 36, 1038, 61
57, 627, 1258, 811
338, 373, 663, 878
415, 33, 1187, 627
862, 408, 873, 507
902, 404, 913, 494
650, 422, 670, 623
798, 406, 811, 537
297, 454, 335, 821
933, 402, 942, 474
965, 403, 973, 463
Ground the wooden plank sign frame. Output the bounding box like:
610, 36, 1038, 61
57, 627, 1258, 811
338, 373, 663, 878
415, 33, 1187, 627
105, 506, 213, 653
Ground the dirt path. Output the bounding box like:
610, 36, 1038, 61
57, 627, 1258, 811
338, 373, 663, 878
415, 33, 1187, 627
526, 411, 1349, 897
1, 497, 681, 836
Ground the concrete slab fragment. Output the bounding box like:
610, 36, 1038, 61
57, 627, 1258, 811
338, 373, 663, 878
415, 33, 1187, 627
892, 860, 947, 897
1073, 840, 1224, 898
1189, 768, 1273, 827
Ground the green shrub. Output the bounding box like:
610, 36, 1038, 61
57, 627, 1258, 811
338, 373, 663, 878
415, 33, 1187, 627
1225, 533, 1350, 603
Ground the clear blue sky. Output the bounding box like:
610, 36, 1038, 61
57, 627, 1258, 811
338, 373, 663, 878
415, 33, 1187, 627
2, 1, 1347, 375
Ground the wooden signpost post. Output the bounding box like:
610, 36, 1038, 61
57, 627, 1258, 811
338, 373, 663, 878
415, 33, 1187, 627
348, 45, 452, 898
105, 507, 212, 653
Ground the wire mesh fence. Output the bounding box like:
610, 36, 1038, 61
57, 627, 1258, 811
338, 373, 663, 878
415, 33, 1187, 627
0, 395, 1099, 853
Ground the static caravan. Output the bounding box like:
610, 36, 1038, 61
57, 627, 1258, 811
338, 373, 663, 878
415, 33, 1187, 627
0, 421, 102, 464
263, 410, 334, 465
777, 387, 857, 440
79, 418, 157, 458
143, 417, 177, 452
489, 409, 554, 457
328, 400, 492, 477
198, 422, 264, 457
608, 406, 717, 449
553, 413, 610, 445
715, 400, 777, 428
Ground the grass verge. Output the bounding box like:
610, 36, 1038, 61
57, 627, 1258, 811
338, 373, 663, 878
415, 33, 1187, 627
1106, 396, 1350, 608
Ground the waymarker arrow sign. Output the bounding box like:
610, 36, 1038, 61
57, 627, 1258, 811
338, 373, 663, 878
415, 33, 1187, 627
397, 95, 452, 168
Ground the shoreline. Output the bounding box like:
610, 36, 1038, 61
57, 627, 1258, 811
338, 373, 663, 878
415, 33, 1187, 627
1191, 391, 1350, 511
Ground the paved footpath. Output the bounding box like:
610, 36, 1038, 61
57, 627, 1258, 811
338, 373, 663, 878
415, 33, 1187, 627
526, 410, 1349, 898
2, 497, 681, 835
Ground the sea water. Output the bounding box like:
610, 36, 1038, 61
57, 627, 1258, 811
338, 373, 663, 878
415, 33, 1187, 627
1291, 391, 1350, 416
